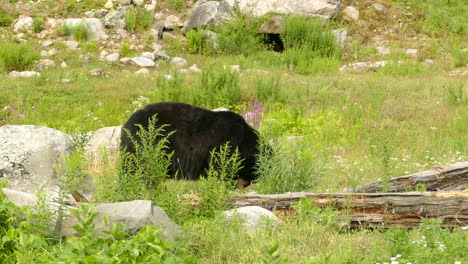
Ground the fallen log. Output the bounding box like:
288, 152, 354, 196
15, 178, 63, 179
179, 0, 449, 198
232, 191, 468, 228
348, 161, 468, 193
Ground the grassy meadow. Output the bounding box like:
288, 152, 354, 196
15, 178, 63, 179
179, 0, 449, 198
0, 0, 467, 263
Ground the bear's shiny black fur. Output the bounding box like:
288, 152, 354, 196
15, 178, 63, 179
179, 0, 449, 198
120, 102, 260, 186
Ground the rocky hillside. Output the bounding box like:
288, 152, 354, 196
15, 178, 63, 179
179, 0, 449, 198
0, 0, 466, 76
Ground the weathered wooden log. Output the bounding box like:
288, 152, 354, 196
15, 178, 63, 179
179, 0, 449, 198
232, 191, 468, 228
348, 161, 468, 193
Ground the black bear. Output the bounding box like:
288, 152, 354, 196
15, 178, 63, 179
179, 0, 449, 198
120, 102, 260, 187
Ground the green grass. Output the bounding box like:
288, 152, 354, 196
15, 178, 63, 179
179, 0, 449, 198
0, 41, 40, 71
125, 6, 153, 32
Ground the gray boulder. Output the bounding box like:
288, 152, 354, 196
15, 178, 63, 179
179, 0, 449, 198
84, 126, 122, 159
224, 206, 281, 232
102, 6, 128, 29
258, 16, 284, 34
13, 16, 33, 32
63, 200, 181, 241
225, 0, 341, 19
2, 188, 38, 207
130, 56, 156, 67
0, 125, 74, 193
183, 0, 234, 31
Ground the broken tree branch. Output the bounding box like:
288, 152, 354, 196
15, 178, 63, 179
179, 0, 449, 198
232, 191, 468, 228
348, 161, 468, 193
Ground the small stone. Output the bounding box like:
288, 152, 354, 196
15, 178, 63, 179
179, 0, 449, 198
42, 40, 54, 47
61, 79, 71, 83
88, 68, 110, 77
40, 50, 49, 57
135, 68, 149, 76
188, 64, 202, 73
162, 32, 176, 40
106, 53, 120, 62
170, 57, 187, 68
423, 59, 434, 66
377, 46, 390, 55
9, 71, 41, 78
104, 0, 113, 9
119, 57, 130, 64
153, 50, 171, 60
343, 6, 359, 21
230, 65, 241, 73
84, 10, 95, 18
37, 59, 55, 70
405, 49, 418, 55
64, 41, 79, 49
61, 61, 68, 68
48, 48, 57, 56
100, 50, 109, 57
372, 3, 386, 12
142, 52, 155, 61
133, 0, 144, 6
164, 75, 174, 80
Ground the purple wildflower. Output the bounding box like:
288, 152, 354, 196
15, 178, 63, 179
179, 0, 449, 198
242, 98, 263, 129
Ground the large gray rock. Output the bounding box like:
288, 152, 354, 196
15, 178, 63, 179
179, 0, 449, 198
102, 6, 128, 29
224, 206, 281, 232
2, 188, 38, 207
130, 56, 156, 67
63, 18, 106, 41
84, 126, 122, 159
258, 15, 284, 34
225, 0, 341, 19
13, 16, 33, 32
0, 125, 74, 193
63, 200, 181, 241
183, 0, 235, 31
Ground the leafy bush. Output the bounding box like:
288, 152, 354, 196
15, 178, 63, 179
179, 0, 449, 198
213, 13, 265, 56
70, 23, 89, 41
280, 16, 341, 74
0, 4, 16, 26
118, 115, 173, 200
125, 6, 153, 32
186, 29, 204, 54
281, 16, 340, 58
0, 41, 40, 71
254, 136, 328, 194
32, 16, 44, 33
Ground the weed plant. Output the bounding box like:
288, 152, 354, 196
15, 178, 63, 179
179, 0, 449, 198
280, 16, 341, 74
32, 16, 44, 33
125, 6, 153, 32
0, 41, 40, 71
0, 4, 16, 27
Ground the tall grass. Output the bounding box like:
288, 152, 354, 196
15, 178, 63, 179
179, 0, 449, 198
0, 41, 40, 71
125, 6, 153, 32
280, 16, 341, 74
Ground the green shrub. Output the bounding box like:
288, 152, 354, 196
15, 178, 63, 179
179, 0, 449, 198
0, 5, 15, 27
56, 24, 71, 37
214, 13, 265, 56
70, 23, 89, 41
125, 6, 153, 32
118, 115, 174, 200
32, 16, 44, 33
186, 29, 204, 54
0, 42, 40, 71
169, 0, 184, 11
254, 136, 328, 194
280, 16, 340, 58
